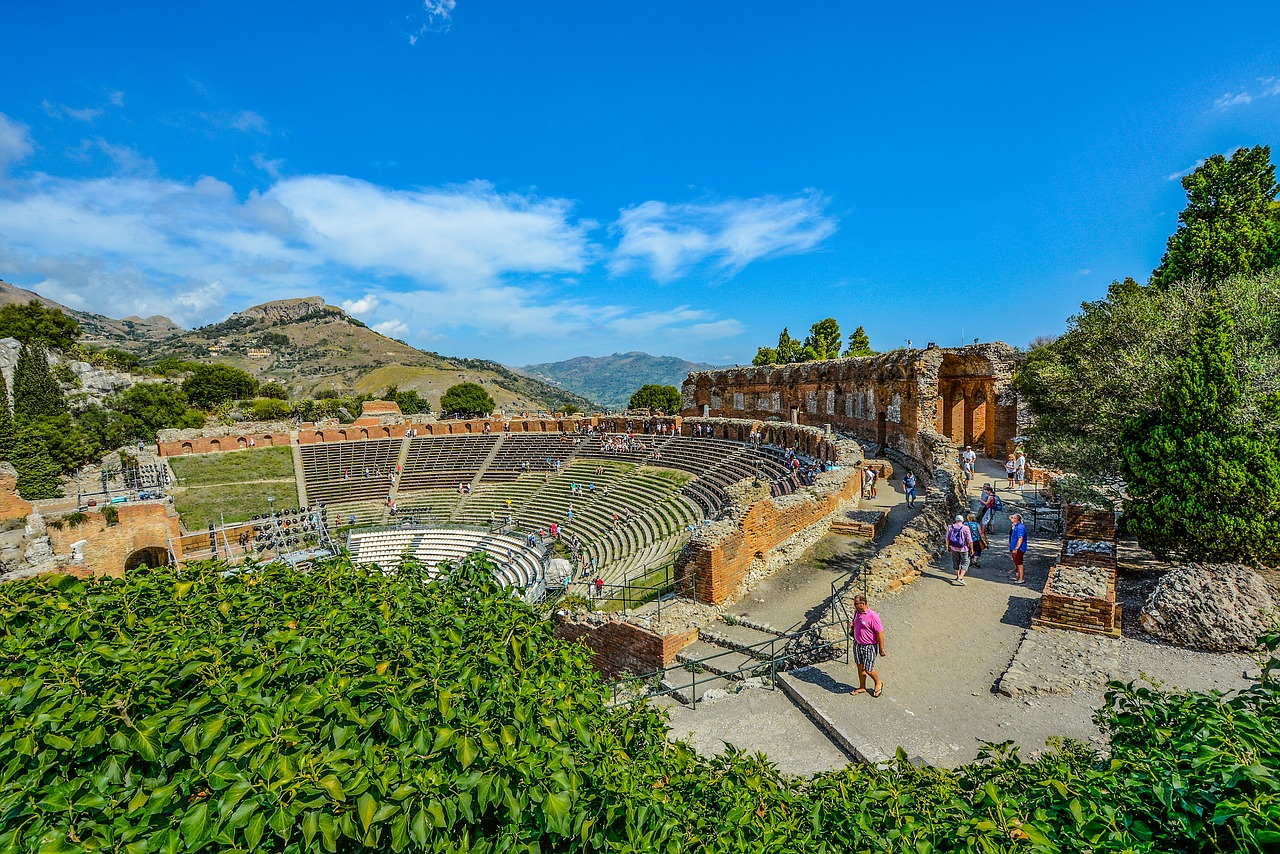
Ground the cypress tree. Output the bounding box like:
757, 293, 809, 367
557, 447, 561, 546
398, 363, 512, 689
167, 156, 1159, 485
1119, 289, 1280, 563
0, 371, 13, 463
10, 424, 62, 500
13, 343, 66, 420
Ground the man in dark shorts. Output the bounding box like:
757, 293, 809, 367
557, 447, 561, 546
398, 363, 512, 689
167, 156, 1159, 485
849, 594, 887, 697
1009, 513, 1027, 584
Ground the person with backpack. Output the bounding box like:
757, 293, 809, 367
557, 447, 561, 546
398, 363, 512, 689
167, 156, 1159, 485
979, 484, 997, 534
965, 513, 988, 567
946, 514, 973, 585
902, 471, 917, 508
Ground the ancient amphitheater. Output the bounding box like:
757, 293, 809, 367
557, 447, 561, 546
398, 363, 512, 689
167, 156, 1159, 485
1, 342, 1019, 642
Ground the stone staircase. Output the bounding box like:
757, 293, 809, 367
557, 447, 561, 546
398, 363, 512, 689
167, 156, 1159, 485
661, 617, 786, 704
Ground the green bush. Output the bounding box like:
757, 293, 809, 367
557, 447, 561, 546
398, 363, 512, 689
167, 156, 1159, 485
100, 504, 119, 526
1, 557, 1276, 853
246, 397, 293, 421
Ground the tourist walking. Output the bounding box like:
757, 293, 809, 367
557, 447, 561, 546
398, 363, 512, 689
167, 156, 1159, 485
848, 594, 886, 698
902, 471, 917, 508
1005, 455, 1017, 489
947, 514, 973, 585
1009, 513, 1027, 584
965, 514, 987, 567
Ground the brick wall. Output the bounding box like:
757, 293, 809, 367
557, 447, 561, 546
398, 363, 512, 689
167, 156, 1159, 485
46, 503, 182, 578
554, 617, 698, 679
0, 464, 33, 521
677, 468, 862, 605
1035, 564, 1120, 637
158, 432, 293, 456
681, 343, 1020, 460
1064, 506, 1117, 540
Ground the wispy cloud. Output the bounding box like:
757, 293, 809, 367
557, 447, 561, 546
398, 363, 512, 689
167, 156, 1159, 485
1214, 76, 1280, 110
610, 192, 837, 281
1165, 146, 1242, 181
43, 100, 104, 122
0, 113, 33, 173
408, 0, 458, 44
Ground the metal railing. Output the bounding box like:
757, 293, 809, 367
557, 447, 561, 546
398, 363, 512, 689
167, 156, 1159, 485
610, 614, 852, 709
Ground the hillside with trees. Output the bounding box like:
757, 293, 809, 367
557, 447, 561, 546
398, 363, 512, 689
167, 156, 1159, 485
0, 283, 599, 415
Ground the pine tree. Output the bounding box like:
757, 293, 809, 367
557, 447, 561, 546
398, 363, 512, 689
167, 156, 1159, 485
13, 343, 66, 420
0, 371, 13, 463
1119, 290, 1280, 563
10, 424, 62, 500
844, 326, 874, 357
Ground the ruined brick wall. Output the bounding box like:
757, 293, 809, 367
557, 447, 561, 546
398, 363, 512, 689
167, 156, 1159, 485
0, 463, 33, 521
681, 343, 1019, 460
45, 503, 182, 578
554, 616, 698, 679
162, 416, 635, 454
673, 421, 865, 606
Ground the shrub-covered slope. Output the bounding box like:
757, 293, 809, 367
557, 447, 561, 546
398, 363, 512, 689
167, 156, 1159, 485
0, 557, 1276, 852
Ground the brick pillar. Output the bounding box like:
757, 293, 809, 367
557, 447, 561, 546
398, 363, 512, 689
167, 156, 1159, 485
983, 381, 997, 457
962, 389, 975, 447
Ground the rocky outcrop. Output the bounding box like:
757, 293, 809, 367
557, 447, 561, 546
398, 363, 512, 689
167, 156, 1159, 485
233, 296, 329, 326
1140, 563, 1279, 652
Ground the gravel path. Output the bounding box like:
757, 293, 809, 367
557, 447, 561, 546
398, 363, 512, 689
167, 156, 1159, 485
661, 455, 1260, 772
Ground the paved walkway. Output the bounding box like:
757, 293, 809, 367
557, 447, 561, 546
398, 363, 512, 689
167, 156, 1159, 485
661, 453, 1252, 773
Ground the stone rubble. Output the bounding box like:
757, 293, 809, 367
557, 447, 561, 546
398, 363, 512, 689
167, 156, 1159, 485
1064, 539, 1114, 556
1050, 565, 1111, 599
1139, 563, 1279, 652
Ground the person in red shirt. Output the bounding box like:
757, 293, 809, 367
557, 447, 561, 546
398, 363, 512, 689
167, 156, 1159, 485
849, 594, 887, 697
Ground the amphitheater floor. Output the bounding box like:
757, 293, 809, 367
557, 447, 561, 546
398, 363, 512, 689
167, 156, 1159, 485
660, 455, 1256, 774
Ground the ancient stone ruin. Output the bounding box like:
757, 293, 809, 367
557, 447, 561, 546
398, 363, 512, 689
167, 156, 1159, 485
1140, 563, 1279, 652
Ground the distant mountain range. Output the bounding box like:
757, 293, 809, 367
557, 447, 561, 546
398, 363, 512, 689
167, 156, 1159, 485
0, 280, 597, 413
521, 352, 720, 409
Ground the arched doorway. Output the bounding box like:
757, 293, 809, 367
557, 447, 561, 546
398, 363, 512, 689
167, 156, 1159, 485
124, 546, 171, 572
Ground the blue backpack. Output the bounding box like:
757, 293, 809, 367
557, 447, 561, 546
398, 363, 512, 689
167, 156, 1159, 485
993, 494, 1004, 512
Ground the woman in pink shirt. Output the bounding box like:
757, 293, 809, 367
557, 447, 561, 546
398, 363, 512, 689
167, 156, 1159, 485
849, 594, 887, 698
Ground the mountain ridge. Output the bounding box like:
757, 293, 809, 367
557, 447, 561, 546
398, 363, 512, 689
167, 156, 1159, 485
522, 352, 720, 409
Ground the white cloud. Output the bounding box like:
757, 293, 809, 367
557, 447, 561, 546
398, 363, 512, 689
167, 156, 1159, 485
342, 294, 380, 315
107, 90, 125, 107
43, 100, 104, 122
409, 0, 457, 44
0, 113, 33, 173
373, 319, 409, 336
610, 192, 836, 281
251, 153, 285, 178
230, 110, 269, 133
267, 175, 596, 285
0, 124, 759, 355
1214, 76, 1280, 110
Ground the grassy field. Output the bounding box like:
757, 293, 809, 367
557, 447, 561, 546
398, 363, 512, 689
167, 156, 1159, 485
174, 481, 300, 530
169, 447, 298, 530
647, 467, 695, 487
168, 447, 296, 486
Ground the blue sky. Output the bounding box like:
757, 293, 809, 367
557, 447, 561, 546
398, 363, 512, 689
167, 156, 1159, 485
1, 2, 1278, 365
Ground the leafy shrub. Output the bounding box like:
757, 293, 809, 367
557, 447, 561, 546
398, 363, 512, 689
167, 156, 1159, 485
1, 558, 1276, 853
64, 510, 88, 527
246, 397, 292, 421
101, 504, 119, 526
